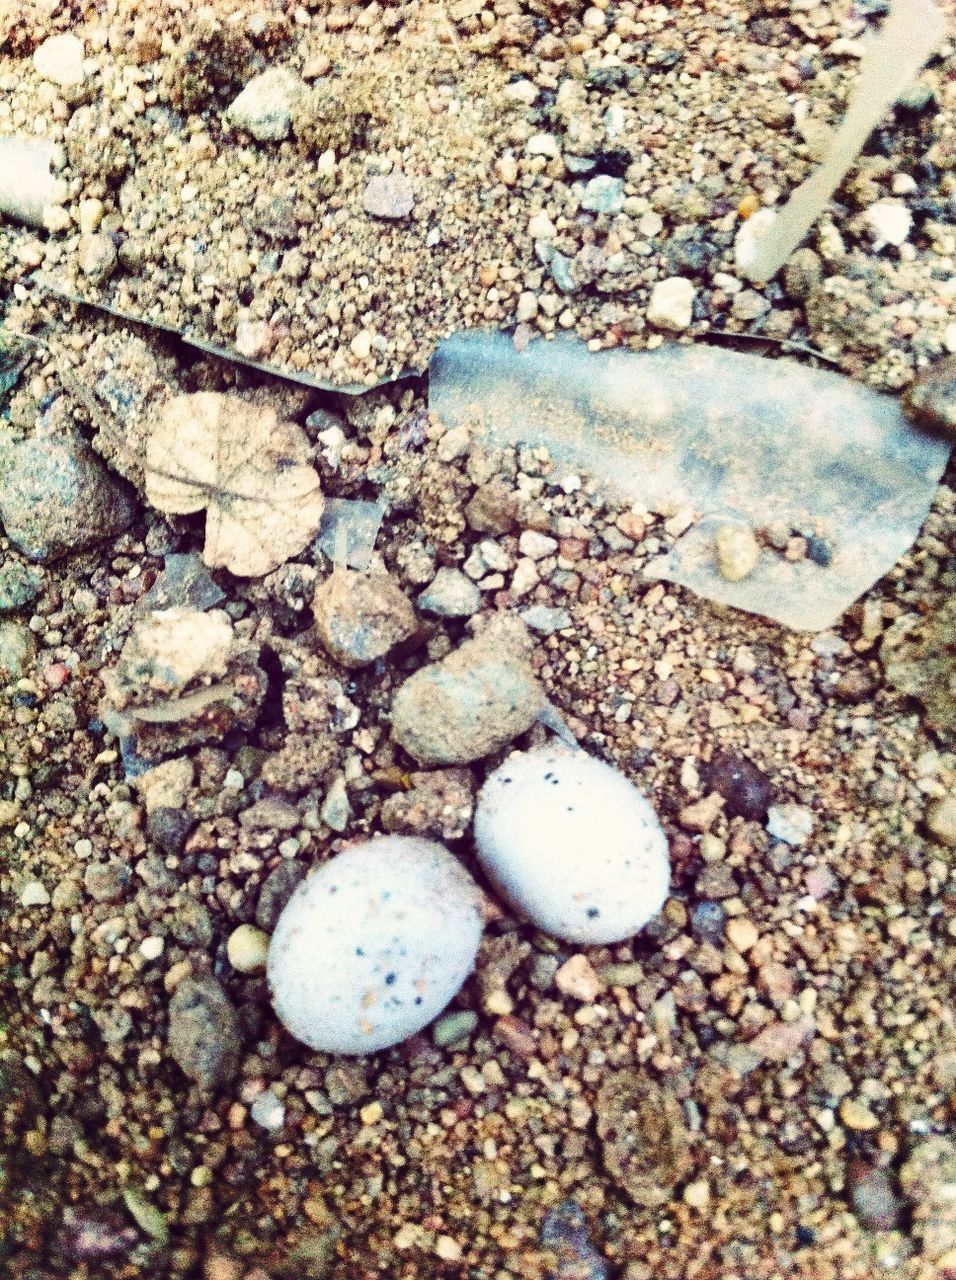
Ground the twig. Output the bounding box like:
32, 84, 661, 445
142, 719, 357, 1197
701, 327, 842, 367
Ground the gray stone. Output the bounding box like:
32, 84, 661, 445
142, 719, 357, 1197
256, 861, 308, 931
540, 1201, 608, 1280
579, 175, 625, 215
362, 173, 415, 219
536, 241, 577, 294
0, 429, 135, 562
139, 553, 225, 613
83, 859, 131, 904
167, 977, 241, 1091
0, 561, 42, 612
391, 616, 545, 765
0, 621, 36, 680
225, 67, 302, 142
519, 605, 572, 634
432, 1009, 479, 1048
77, 233, 117, 282
417, 567, 480, 618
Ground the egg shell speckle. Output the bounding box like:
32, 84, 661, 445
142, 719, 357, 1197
474, 747, 670, 944
267, 836, 484, 1054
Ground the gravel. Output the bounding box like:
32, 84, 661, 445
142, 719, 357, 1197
0, 4, 953, 1276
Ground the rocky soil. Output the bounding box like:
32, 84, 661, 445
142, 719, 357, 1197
1, 3, 955, 1280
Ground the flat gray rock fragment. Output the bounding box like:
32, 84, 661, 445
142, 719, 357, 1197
430, 333, 952, 631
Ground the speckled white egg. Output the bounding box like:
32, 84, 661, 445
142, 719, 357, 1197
267, 837, 484, 1055
474, 747, 670, 944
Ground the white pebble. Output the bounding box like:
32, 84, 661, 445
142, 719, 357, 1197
528, 210, 556, 240
267, 837, 484, 1054
250, 1089, 285, 1132
474, 747, 670, 944
227, 924, 270, 974
647, 277, 696, 332
865, 199, 912, 248
33, 34, 85, 88
766, 803, 815, 846
139, 936, 165, 961
20, 881, 50, 907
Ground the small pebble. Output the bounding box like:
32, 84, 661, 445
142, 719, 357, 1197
321, 775, 351, 832
434, 1236, 463, 1262
839, 1098, 879, 1131
865, 199, 912, 248
926, 792, 956, 848
363, 174, 415, 219
0, 562, 42, 613
725, 917, 759, 953
225, 67, 301, 142
647, 277, 696, 332
579, 175, 624, 214
519, 605, 572, 635
78, 234, 118, 282
417, 568, 480, 618
0, 623, 35, 680
20, 881, 50, 907
313, 569, 416, 669
167, 977, 241, 1090
699, 752, 774, 821
849, 1162, 902, 1230
250, 1089, 285, 1132
432, 1009, 479, 1048
518, 530, 558, 560
555, 954, 603, 1002
359, 1100, 383, 1125
766, 804, 815, 846
227, 924, 270, 974
540, 1200, 608, 1280
33, 33, 85, 87
714, 523, 760, 581
391, 616, 544, 765
139, 936, 164, 961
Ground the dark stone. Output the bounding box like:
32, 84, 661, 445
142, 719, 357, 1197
585, 65, 638, 92
255, 861, 307, 931
540, 1201, 608, 1280
699, 752, 774, 821
147, 806, 195, 856
592, 147, 631, 178
806, 535, 832, 567
0, 429, 136, 562
690, 900, 727, 945
167, 977, 241, 1090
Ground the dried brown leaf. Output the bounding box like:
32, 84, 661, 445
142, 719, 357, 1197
145, 392, 324, 577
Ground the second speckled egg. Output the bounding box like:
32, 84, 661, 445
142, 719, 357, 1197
474, 747, 670, 944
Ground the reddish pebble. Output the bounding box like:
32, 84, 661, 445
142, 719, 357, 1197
43, 662, 70, 689
494, 1015, 537, 1061
805, 866, 837, 900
